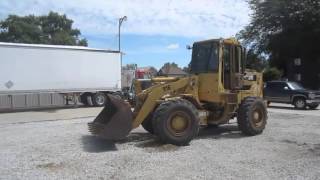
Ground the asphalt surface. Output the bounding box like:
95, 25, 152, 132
0, 103, 319, 180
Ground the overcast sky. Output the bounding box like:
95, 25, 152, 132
0, 0, 251, 68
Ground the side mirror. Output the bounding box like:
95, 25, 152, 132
284, 86, 289, 90
186, 45, 193, 50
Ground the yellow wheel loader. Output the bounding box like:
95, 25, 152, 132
88, 38, 267, 146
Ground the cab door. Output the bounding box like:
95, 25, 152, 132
231, 46, 244, 89
223, 44, 232, 90
222, 44, 243, 90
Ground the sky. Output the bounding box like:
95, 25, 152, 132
0, 0, 251, 69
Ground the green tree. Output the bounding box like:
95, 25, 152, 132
182, 66, 191, 74
0, 12, 87, 46
263, 67, 283, 82
246, 50, 268, 72
159, 62, 184, 76
162, 62, 179, 69
238, 0, 320, 69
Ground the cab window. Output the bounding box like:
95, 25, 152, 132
190, 42, 219, 73
223, 44, 231, 72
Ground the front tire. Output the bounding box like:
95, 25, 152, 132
237, 97, 268, 136
141, 114, 154, 134
152, 99, 200, 146
293, 97, 307, 110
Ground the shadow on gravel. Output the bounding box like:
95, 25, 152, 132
309, 144, 320, 156
118, 132, 180, 152
121, 125, 246, 150
118, 132, 155, 143
127, 133, 180, 152
81, 135, 117, 153
118, 132, 171, 149
197, 124, 245, 140
281, 139, 320, 156
81, 125, 247, 152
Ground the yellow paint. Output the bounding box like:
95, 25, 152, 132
198, 73, 222, 103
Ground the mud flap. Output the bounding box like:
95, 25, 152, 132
88, 94, 133, 140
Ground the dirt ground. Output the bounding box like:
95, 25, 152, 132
0, 103, 319, 180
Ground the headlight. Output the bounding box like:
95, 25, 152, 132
309, 93, 316, 99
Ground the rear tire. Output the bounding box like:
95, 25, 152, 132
293, 97, 307, 110
237, 97, 267, 136
308, 104, 319, 110
152, 99, 200, 146
92, 93, 107, 107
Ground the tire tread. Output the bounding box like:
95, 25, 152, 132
152, 99, 199, 146
237, 97, 267, 136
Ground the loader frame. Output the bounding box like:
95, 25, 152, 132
89, 38, 267, 145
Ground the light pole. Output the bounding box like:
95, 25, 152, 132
118, 16, 127, 52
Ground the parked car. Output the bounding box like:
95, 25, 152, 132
264, 81, 320, 109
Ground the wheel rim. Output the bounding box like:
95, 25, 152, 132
167, 111, 191, 137
295, 99, 305, 108
95, 95, 105, 105
252, 108, 264, 128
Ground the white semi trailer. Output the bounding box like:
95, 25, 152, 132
0, 42, 122, 111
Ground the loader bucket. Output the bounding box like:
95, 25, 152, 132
88, 94, 133, 140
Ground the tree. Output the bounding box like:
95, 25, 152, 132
182, 66, 191, 74
263, 67, 283, 82
162, 62, 179, 69
238, 0, 320, 69
159, 62, 186, 76
0, 12, 87, 46
246, 50, 268, 72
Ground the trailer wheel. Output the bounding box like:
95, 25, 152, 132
237, 97, 267, 136
80, 93, 92, 106
92, 93, 107, 107
152, 99, 200, 146
80, 95, 88, 105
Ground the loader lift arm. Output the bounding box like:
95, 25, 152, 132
132, 76, 200, 128
89, 76, 200, 140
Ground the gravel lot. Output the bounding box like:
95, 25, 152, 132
0, 104, 319, 180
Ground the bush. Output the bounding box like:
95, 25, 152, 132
263, 67, 283, 82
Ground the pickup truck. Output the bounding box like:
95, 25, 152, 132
264, 81, 320, 110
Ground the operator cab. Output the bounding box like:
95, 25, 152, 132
190, 39, 246, 90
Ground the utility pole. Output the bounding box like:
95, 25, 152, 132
118, 16, 127, 52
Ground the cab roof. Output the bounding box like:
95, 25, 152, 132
194, 38, 240, 46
